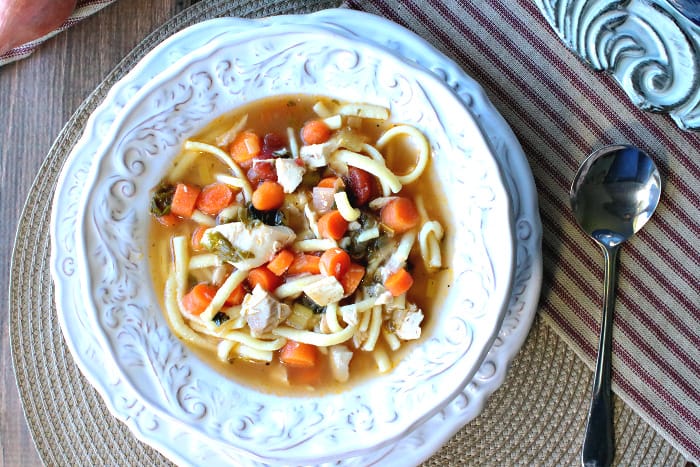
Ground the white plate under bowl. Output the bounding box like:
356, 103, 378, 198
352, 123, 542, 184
51, 10, 541, 466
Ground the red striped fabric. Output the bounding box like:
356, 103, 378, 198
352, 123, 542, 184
0, 0, 117, 66
345, 0, 700, 463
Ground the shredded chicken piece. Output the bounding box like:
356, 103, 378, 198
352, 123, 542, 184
391, 303, 424, 340
241, 285, 292, 337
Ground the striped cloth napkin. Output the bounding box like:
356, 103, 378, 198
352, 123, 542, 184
0, 0, 116, 67
343, 0, 700, 463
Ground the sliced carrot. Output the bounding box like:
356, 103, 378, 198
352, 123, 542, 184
287, 254, 321, 275
170, 183, 201, 218
196, 183, 234, 216
319, 247, 351, 279
287, 365, 322, 386
267, 249, 295, 276
156, 213, 180, 227
380, 197, 419, 234
229, 130, 261, 164
339, 263, 365, 296
181, 283, 218, 315
317, 210, 348, 240
225, 282, 247, 306
247, 266, 282, 292
280, 340, 319, 368
191, 225, 208, 251
251, 180, 285, 211
317, 176, 339, 189
384, 268, 414, 297
301, 119, 331, 145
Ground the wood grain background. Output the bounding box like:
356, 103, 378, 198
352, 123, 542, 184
0, 1, 199, 464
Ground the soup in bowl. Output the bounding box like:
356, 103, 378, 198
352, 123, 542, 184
75, 24, 514, 462
148, 94, 450, 393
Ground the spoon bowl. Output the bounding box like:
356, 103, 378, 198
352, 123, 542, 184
570, 144, 661, 466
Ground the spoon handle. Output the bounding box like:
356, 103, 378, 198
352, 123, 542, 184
581, 244, 619, 467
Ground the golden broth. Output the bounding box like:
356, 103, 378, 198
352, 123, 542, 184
148, 94, 453, 395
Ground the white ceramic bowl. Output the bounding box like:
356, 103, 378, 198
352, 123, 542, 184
56, 17, 515, 465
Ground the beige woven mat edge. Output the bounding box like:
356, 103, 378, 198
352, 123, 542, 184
9, 0, 685, 465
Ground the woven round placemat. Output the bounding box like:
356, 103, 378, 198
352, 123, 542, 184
9, 0, 686, 465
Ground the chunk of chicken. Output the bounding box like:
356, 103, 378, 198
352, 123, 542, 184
303, 276, 345, 306
241, 285, 292, 337
299, 140, 338, 168
201, 222, 295, 269
391, 303, 424, 340
275, 158, 305, 193
329, 345, 354, 383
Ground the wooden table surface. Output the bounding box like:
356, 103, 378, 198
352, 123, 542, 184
0, 1, 199, 464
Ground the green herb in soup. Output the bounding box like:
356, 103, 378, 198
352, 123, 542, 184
148, 95, 449, 392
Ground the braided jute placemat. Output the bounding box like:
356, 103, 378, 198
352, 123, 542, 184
9, 0, 686, 465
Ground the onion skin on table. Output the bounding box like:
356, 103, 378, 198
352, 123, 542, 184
0, 0, 77, 54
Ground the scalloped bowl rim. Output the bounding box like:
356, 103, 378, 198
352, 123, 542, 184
68, 23, 515, 463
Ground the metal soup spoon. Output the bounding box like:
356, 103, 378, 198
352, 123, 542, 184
570, 144, 661, 467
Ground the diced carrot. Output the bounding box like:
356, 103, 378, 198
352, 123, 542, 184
384, 268, 414, 297
181, 283, 218, 315
156, 213, 180, 227
339, 263, 365, 296
317, 176, 339, 189
319, 247, 351, 279
267, 249, 295, 276
301, 119, 331, 145
280, 340, 319, 368
287, 254, 321, 275
287, 365, 322, 386
251, 180, 285, 211
196, 183, 234, 216
317, 210, 348, 240
191, 225, 208, 251
229, 130, 261, 164
247, 266, 282, 292
225, 282, 247, 306
380, 197, 419, 234
170, 183, 201, 218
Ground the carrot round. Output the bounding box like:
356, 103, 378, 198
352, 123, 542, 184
384, 268, 414, 297
229, 130, 261, 164
267, 249, 295, 276
156, 213, 180, 227
191, 225, 208, 251
280, 340, 319, 368
339, 262, 365, 296
317, 176, 339, 189
317, 210, 348, 240
287, 254, 321, 275
170, 183, 201, 218
319, 248, 351, 279
380, 197, 420, 233
247, 266, 282, 292
301, 119, 331, 145
181, 283, 218, 315
225, 282, 247, 306
252, 180, 285, 211
196, 183, 234, 216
